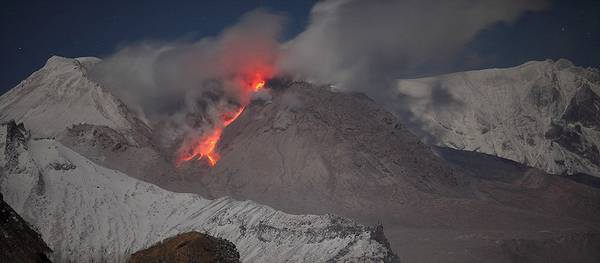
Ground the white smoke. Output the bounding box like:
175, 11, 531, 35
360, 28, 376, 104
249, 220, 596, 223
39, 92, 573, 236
281, 0, 548, 95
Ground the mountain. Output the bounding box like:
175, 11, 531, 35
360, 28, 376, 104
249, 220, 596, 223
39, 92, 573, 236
0, 56, 149, 142
0, 191, 52, 263
0, 120, 398, 262
0, 56, 177, 186
2, 56, 600, 262
172, 81, 600, 262
396, 59, 600, 176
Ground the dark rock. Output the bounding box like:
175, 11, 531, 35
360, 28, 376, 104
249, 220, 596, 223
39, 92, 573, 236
2, 120, 30, 170
0, 192, 52, 263
562, 85, 600, 131
549, 123, 600, 166
48, 162, 76, 170
66, 124, 130, 152
527, 83, 560, 108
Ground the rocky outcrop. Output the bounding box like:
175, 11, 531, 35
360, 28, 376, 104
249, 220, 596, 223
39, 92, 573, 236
129, 231, 240, 263
0, 120, 29, 171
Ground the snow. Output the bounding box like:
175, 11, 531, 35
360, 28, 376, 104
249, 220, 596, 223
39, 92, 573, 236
0, 56, 140, 140
396, 59, 600, 176
0, 137, 393, 262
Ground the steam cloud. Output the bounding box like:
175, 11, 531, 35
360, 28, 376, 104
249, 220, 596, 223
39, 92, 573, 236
90, 0, 549, 152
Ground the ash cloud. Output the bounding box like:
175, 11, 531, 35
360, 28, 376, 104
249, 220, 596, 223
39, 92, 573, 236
280, 0, 548, 110
89, 10, 284, 151
90, 1, 550, 150
90, 9, 284, 123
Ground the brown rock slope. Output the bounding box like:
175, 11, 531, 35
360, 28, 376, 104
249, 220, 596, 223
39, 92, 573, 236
129, 232, 240, 263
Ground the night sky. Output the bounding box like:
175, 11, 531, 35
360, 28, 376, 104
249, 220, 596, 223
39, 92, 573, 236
1, 0, 598, 94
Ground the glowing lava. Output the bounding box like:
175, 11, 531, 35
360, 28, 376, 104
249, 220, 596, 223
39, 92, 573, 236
177, 129, 222, 167
176, 76, 267, 167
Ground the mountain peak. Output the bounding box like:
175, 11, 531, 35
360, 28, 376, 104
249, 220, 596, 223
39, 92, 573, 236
43, 55, 101, 74
0, 56, 146, 140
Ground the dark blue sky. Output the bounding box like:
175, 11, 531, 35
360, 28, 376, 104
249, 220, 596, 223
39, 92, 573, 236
1, 0, 598, 94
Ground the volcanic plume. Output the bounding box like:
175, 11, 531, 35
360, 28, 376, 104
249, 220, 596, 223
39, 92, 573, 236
88, 10, 282, 168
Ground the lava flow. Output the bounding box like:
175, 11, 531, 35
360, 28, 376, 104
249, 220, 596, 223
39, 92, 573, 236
176, 78, 266, 167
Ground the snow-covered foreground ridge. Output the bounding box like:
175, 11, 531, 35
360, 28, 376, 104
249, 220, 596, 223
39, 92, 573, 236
397, 59, 600, 176
0, 122, 397, 262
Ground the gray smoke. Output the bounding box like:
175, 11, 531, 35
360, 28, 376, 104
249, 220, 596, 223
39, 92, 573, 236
90, 9, 284, 123
89, 0, 550, 153
280, 0, 548, 99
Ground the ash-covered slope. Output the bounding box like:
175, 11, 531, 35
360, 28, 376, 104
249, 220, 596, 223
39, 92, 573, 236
188, 82, 474, 214
174, 81, 600, 263
396, 59, 600, 176
0, 122, 398, 263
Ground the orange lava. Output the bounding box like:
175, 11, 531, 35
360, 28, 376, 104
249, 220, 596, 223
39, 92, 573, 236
177, 129, 222, 167
176, 76, 267, 167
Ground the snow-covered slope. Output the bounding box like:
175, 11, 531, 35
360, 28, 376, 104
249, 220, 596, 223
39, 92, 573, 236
0, 56, 149, 144
0, 122, 397, 263
396, 59, 600, 176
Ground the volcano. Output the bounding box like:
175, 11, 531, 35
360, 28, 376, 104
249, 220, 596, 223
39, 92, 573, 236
1, 56, 599, 262
171, 80, 600, 262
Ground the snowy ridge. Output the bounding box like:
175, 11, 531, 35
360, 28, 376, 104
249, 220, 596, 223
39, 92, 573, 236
397, 59, 600, 176
0, 56, 148, 143
0, 125, 396, 262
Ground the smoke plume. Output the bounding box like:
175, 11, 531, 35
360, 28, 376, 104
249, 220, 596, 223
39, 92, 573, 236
90, 1, 550, 163
281, 0, 548, 98
90, 9, 283, 120
89, 10, 284, 156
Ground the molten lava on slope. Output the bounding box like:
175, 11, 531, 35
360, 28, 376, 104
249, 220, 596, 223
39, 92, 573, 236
176, 75, 267, 167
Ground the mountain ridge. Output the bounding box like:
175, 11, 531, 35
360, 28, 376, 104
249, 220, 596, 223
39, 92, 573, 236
396, 58, 600, 177
0, 120, 399, 262
1, 56, 599, 262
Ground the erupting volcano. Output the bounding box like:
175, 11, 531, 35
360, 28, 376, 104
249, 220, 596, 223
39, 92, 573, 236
176, 75, 267, 167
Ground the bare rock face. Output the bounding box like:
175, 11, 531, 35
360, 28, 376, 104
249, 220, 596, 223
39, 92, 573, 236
0, 192, 52, 263
129, 232, 240, 263
396, 59, 600, 176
